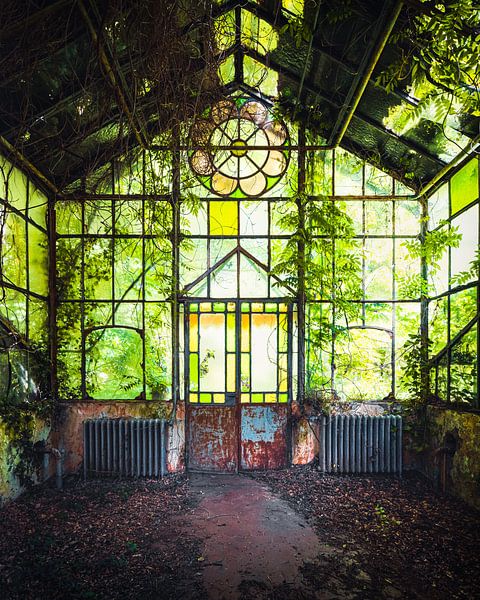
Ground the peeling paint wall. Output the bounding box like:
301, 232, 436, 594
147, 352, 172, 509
0, 418, 52, 506
52, 402, 185, 476
422, 407, 480, 510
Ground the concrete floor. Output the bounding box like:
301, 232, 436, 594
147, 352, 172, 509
184, 474, 322, 599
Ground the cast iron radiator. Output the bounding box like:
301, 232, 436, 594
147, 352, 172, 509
83, 419, 167, 479
317, 414, 402, 475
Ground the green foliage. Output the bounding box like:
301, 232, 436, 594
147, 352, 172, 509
271, 194, 363, 398
450, 248, 480, 287
377, 1, 480, 129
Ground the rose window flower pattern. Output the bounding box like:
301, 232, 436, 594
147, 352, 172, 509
189, 97, 290, 197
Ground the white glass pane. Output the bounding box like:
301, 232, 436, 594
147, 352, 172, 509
251, 313, 277, 391
199, 313, 225, 392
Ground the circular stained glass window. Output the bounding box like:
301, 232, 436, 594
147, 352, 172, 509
189, 96, 290, 197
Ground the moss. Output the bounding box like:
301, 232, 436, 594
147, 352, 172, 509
425, 407, 480, 509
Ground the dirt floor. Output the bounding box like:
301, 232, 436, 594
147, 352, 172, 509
0, 468, 479, 600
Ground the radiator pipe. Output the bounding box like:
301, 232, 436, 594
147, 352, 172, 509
35, 445, 65, 490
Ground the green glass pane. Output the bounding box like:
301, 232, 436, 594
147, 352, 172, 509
189, 353, 199, 390
278, 393, 288, 403
213, 302, 225, 312
241, 302, 250, 313
2, 212, 26, 289
200, 393, 212, 403
28, 226, 48, 296
251, 393, 263, 403
6, 162, 27, 211
28, 185, 48, 228
265, 303, 278, 313
227, 353, 236, 392
210, 201, 238, 235
241, 353, 250, 391
451, 158, 478, 216
85, 328, 143, 400
190, 304, 199, 312
1, 288, 27, 336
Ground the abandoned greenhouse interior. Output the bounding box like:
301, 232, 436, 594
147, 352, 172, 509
0, 0, 479, 597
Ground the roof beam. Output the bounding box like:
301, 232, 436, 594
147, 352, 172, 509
77, 0, 149, 149
327, 0, 404, 146
0, 134, 58, 194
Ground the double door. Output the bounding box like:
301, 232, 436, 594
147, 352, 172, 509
185, 300, 294, 471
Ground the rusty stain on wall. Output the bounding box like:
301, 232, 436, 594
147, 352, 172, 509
188, 406, 238, 472
240, 405, 287, 470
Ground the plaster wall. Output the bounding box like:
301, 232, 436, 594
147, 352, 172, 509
51, 402, 185, 476
422, 406, 480, 510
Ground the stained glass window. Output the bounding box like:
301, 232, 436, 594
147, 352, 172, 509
189, 96, 290, 197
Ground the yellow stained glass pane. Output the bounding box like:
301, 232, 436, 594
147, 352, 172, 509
265, 393, 276, 403
213, 393, 225, 404
200, 302, 211, 312
227, 353, 236, 392
241, 353, 250, 391
227, 313, 236, 352
282, 0, 303, 17
278, 353, 288, 392
189, 393, 198, 403
241, 314, 250, 352
251, 303, 263, 312
210, 201, 238, 235
189, 314, 198, 352
218, 55, 235, 85
241, 393, 250, 403
279, 313, 288, 352
279, 303, 288, 312
227, 302, 236, 311
241, 10, 278, 55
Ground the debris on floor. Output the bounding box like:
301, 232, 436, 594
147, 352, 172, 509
0, 468, 479, 599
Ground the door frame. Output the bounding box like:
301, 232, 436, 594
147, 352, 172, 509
183, 299, 295, 472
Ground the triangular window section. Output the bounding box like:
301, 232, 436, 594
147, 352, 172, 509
182, 246, 293, 299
